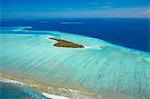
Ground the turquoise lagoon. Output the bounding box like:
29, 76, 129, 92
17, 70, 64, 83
0, 26, 150, 99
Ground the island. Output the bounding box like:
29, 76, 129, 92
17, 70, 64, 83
48, 37, 84, 48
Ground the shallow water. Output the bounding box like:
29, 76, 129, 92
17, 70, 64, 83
0, 26, 150, 99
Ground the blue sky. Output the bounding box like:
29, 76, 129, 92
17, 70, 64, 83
1, 0, 150, 19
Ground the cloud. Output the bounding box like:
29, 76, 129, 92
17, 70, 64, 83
89, 2, 100, 5
101, 6, 112, 8
51, 8, 62, 11
88, 1, 114, 9
2, 7, 149, 19
144, 9, 150, 14
65, 8, 73, 10
105, 0, 114, 5
53, 7, 150, 18
141, 9, 150, 17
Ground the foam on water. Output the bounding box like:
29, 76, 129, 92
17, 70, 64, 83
0, 26, 150, 99
0, 78, 49, 99
42, 92, 70, 99
0, 77, 71, 99
60, 22, 83, 24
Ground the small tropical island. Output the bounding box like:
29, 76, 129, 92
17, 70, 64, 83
48, 37, 84, 48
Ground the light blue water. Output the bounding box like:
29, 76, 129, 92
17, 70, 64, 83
1, 26, 150, 99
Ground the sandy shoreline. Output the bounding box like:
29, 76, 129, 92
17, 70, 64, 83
0, 72, 101, 99
0, 77, 70, 99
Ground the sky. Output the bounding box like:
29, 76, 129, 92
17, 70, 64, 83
1, 0, 150, 19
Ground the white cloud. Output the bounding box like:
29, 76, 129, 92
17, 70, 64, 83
3, 7, 149, 19
105, 0, 114, 5
144, 9, 150, 14
89, 2, 100, 5
51, 8, 62, 11
101, 6, 112, 8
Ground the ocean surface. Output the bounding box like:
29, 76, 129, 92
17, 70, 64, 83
0, 18, 150, 99
1, 18, 149, 52
1, 82, 49, 99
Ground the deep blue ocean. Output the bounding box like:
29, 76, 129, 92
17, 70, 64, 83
1, 18, 149, 52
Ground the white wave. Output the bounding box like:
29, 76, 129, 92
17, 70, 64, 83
0, 77, 70, 99
42, 92, 70, 99
60, 22, 83, 24
0, 77, 38, 87
0, 77, 100, 98
12, 26, 32, 31
0, 77, 26, 85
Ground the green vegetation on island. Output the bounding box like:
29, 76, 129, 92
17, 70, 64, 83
48, 37, 84, 48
